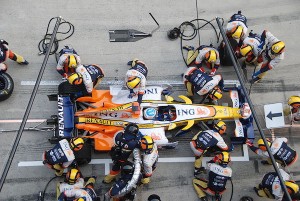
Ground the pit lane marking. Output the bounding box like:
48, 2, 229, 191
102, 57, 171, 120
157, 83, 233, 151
18, 145, 249, 174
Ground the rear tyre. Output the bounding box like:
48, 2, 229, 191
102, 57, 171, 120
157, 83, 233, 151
219, 38, 238, 66
0, 72, 14, 101
74, 140, 92, 166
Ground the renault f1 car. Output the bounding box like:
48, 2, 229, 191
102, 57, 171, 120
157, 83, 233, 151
48, 83, 250, 152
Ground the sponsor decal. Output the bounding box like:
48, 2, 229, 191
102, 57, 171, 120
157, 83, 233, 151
177, 108, 195, 116
57, 96, 64, 137
196, 107, 210, 116
151, 132, 162, 140
85, 118, 124, 126
145, 88, 158, 94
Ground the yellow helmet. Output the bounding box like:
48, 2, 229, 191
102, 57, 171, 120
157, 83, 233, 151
257, 138, 271, 151
126, 76, 141, 89
240, 44, 253, 57
285, 180, 299, 195
215, 151, 231, 164
214, 121, 227, 135
68, 73, 83, 85
288, 96, 300, 107
231, 25, 244, 39
69, 137, 84, 151
205, 50, 217, 63
141, 135, 154, 153
74, 198, 85, 201
271, 41, 285, 54
65, 168, 82, 184
66, 55, 78, 68
209, 86, 223, 100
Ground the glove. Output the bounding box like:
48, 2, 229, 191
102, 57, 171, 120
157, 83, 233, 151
62, 73, 68, 78
128, 92, 135, 99
209, 68, 216, 76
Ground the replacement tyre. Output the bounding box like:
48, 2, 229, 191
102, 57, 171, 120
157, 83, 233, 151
0, 72, 14, 101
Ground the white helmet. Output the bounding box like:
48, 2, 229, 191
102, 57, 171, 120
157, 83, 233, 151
144, 108, 157, 120
241, 103, 251, 119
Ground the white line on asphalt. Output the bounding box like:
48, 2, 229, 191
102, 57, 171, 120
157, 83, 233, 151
18, 145, 249, 174
0, 119, 46, 123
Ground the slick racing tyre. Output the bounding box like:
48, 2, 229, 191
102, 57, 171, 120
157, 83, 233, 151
74, 140, 92, 166
0, 72, 14, 101
219, 38, 238, 66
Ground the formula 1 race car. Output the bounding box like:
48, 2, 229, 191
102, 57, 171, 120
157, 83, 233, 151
47, 82, 250, 153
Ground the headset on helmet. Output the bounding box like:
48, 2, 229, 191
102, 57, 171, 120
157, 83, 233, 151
124, 123, 139, 135
285, 180, 299, 195
66, 55, 78, 68
68, 73, 83, 85
209, 86, 223, 101
231, 25, 244, 39
257, 138, 271, 151
214, 121, 227, 135
288, 96, 300, 107
141, 136, 154, 153
69, 137, 84, 151
205, 50, 217, 63
241, 103, 252, 119
65, 168, 82, 185
271, 41, 285, 55
215, 151, 231, 164
144, 108, 157, 120
240, 44, 253, 57
126, 76, 141, 89
121, 162, 135, 175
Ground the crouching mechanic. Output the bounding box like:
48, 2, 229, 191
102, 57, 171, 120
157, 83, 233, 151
183, 45, 220, 76
251, 30, 285, 84
254, 169, 300, 200
287, 95, 300, 122
56, 46, 81, 78
43, 138, 84, 176
126, 59, 148, 106
104, 149, 142, 201
190, 121, 232, 176
0, 39, 29, 72
140, 136, 159, 184
103, 123, 142, 184
193, 152, 232, 201
226, 11, 248, 43
183, 67, 224, 102
248, 137, 298, 167
67, 64, 105, 95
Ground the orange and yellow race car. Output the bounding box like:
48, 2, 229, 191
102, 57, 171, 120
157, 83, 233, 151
49, 84, 250, 152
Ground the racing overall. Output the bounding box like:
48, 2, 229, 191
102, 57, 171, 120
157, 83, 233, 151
56, 46, 81, 77
105, 149, 142, 201
58, 178, 84, 200
75, 64, 105, 94
183, 67, 224, 97
193, 162, 232, 200
0, 40, 28, 72
252, 30, 285, 82
249, 137, 298, 167
255, 169, 290, 200
185, 45, 220, 75
239, 32, 262, 64
141, 143, 159, 184
43, 139, 75, 176
126, 60, 148, 105
190, 130, 229, 176
60, 187, 98, 201
226, 12, 248, 42
103, 131, 142, 183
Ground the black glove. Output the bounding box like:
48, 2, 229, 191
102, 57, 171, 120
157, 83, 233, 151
109, 146, 122, 161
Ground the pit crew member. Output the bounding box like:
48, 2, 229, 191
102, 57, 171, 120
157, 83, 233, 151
58, 168, 84, 199
56, 46, 81, 78
193, 152, 232, 201
287, 95, 300, 122
226, 11, 248, 43
0, 39, 29, 72
42, 138, 84, 176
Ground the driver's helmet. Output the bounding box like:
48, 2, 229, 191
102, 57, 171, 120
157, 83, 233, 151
144, 108, 157, 120
240, 44, 253, 57
209, 86, 223, 100
126, 76, 141, 89
68, 73, 83, 85
231, 25, 244, 39
240, 103, 252, 119
204, 50, 218, 63
65, 168, 82, 185
65, 55, 78, 68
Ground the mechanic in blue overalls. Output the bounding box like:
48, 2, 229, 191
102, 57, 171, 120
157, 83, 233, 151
190, 121, 232, 176
43, 138, 84, 176
0, 39, 29, 72
56, 46, 81, 78
183, 67, 224, 101
66, 64, 105, 95
103, 123, 142, 184
193, 152, 232, 201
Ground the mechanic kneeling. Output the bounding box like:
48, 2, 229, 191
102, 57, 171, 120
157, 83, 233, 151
103, 123, 142, 184
43, 138, 84, 176
190, 121, 232, 176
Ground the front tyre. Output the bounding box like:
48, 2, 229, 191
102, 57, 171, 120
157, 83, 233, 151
0, 72, 14, 101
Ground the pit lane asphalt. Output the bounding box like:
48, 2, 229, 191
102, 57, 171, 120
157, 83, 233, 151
1, 0, 300, 200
